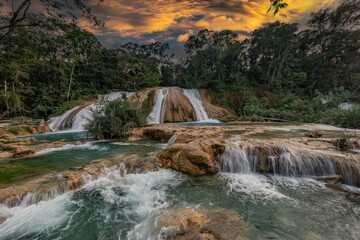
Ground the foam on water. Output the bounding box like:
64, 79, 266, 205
0, 193, 75, 239
35, 141, 107, 155
219, 173, 290, 201
0, 163, 181, 240
112, 141, 168, 149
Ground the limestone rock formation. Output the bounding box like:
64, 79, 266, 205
154, 138, 226, 175
164, 87, 197, 122
156, 208, 254, 240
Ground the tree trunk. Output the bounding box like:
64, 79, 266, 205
0, 0, 31, 43
67, 63, 76, 101
1, 79, 10, 119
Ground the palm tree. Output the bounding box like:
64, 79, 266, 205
267, 0, 289, 16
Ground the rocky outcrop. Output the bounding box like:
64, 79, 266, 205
200, 89, 235, 121
156, 208, 254, 240
154, 138, 226, 175
0, 125, 51, 136
126, 124, 360, 185
126, 125, 187, 142
164, 87, 197, 122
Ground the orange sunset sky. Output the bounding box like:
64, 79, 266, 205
3, 0, 340, 56
79, 0, 338, 55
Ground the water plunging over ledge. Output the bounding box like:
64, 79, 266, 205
219, 145, 356, 185
49, 92, 134, 131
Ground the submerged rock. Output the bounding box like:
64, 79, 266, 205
156, 208, 254, 240
305, 131, 323, 138
12, 148, 36, 158
315, 175, 360, 201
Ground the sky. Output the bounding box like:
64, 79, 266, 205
77, 0, 338, 57
3, 0, 339, 57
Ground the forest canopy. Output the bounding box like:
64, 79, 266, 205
0, 0, 359, 127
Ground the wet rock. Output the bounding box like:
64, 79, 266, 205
346, 192, 360, 201
334, 137, 352, 151
305, 131, 323, 138
156, 208, 254, 240
315, 175, 360, 201
164, 87, 197, 122
315, 175, 344, 183
154, 138, 226, 175
126, 125, 186, 142
12, 148, 36, 158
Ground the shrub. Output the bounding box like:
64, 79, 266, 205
88, 99, 146, 139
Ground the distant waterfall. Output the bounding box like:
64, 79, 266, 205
182, 89, 209, 121
49, 92, 134, 131
147, 88, 169, 124
219, 146, 355, 185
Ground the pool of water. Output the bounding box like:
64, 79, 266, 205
14, 131, 92, 142
1, 132, 166, 186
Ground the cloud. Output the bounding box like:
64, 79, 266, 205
76, 0, 338, 55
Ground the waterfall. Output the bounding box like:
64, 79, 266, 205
49, 92, 134, 131
167, 134, 178, 146
147, 88, 169, 124
182, 89, 209, 122
219, 146, 355, 185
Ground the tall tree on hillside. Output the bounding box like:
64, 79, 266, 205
0, 0, 104, 43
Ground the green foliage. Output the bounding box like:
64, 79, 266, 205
320, 106, 360, 129
88, 99, 145, 139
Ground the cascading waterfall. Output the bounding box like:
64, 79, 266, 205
49, 92, 134, 131
147, 88, 169, 124
219, 146, 355, 185
182, 89, 210, 121
146, 88, 219, 124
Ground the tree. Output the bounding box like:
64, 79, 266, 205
0, 0, 104, 43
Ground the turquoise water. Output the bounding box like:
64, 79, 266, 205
1, 131, 165, 186
1, 131, 360, 240
14, 131, 92, 142
173, 121, 290, 127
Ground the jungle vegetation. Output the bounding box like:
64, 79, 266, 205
1, 0, 359, 128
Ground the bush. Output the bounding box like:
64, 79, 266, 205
88, 99, 146, 139
319, 106, 360, 129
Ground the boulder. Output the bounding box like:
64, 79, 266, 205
154, 138, 226, 175
305, 131, 323, 138
12, 148, 36, 158
156, 208, 254, 240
